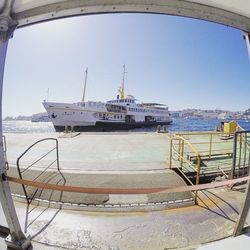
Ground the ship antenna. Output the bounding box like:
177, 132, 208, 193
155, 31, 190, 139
120, 64, 127, 99
82, 68, 88, 102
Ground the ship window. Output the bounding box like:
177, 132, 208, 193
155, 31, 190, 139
114, 115, 116, 119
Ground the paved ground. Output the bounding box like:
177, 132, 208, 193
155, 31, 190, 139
5, 132, 194, 209
198, 232, 250, 250
1, 186, 249, 249
4, 132, 170, 171
8, 167, 193, 208
1, 132, 249, 249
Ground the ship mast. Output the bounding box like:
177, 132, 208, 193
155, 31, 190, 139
81, 68, 88, 103
120, 64, 127, 99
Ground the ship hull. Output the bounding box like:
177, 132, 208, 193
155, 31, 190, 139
54, 121, 172, 132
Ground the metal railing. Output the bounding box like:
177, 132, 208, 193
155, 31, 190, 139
2, 135, 8, 170
170, 135, 200, 203
16, 138, 62, 205
169, 131, 236, 202
231, 130, 250, 179
175, 132, 233, 159
230, 130, 250, 236
14, 138, 67, 236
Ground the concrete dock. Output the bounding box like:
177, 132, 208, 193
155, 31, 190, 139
1, 186, 249, 249
4, 132, 170, 171
1, 131, 249, 249
4, 132, 193, 210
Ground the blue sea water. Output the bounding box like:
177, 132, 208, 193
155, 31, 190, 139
2, 119, 250, 133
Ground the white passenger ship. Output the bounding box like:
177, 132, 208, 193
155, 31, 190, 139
43, 67, 172, 132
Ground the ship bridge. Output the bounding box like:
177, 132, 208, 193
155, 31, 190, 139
1, 1, 250, 249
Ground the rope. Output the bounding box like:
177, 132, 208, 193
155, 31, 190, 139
7, 175, 250, 195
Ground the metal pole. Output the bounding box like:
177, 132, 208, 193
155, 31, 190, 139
0, 1, 31, 248
233, 179, 250, 236
180, 140, 184, 168
81, 68, 88, 103
232, 33, 250, 235
209, 133, 212, 159
195, 154, 201, 204
230, 132, 238, 179
244, 32, 250, 59
169, 139, 173, 169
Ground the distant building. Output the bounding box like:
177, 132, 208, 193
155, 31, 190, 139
218, 112, 233, 120
31, 112, 50, 122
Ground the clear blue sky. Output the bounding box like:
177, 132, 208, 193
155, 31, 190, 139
3, 13, 250, 117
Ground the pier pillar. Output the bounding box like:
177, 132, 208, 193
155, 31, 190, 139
0, 1, 31, 249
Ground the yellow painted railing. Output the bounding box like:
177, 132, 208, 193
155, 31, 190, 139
169, 131, 235, 203
176, 132, 233, 159
170, 135, 201, 203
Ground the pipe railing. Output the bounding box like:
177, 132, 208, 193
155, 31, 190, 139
16, 138, 60, 205
176, 132, 234, 159
170, 135, 201, 203
231, 131, 250, 179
